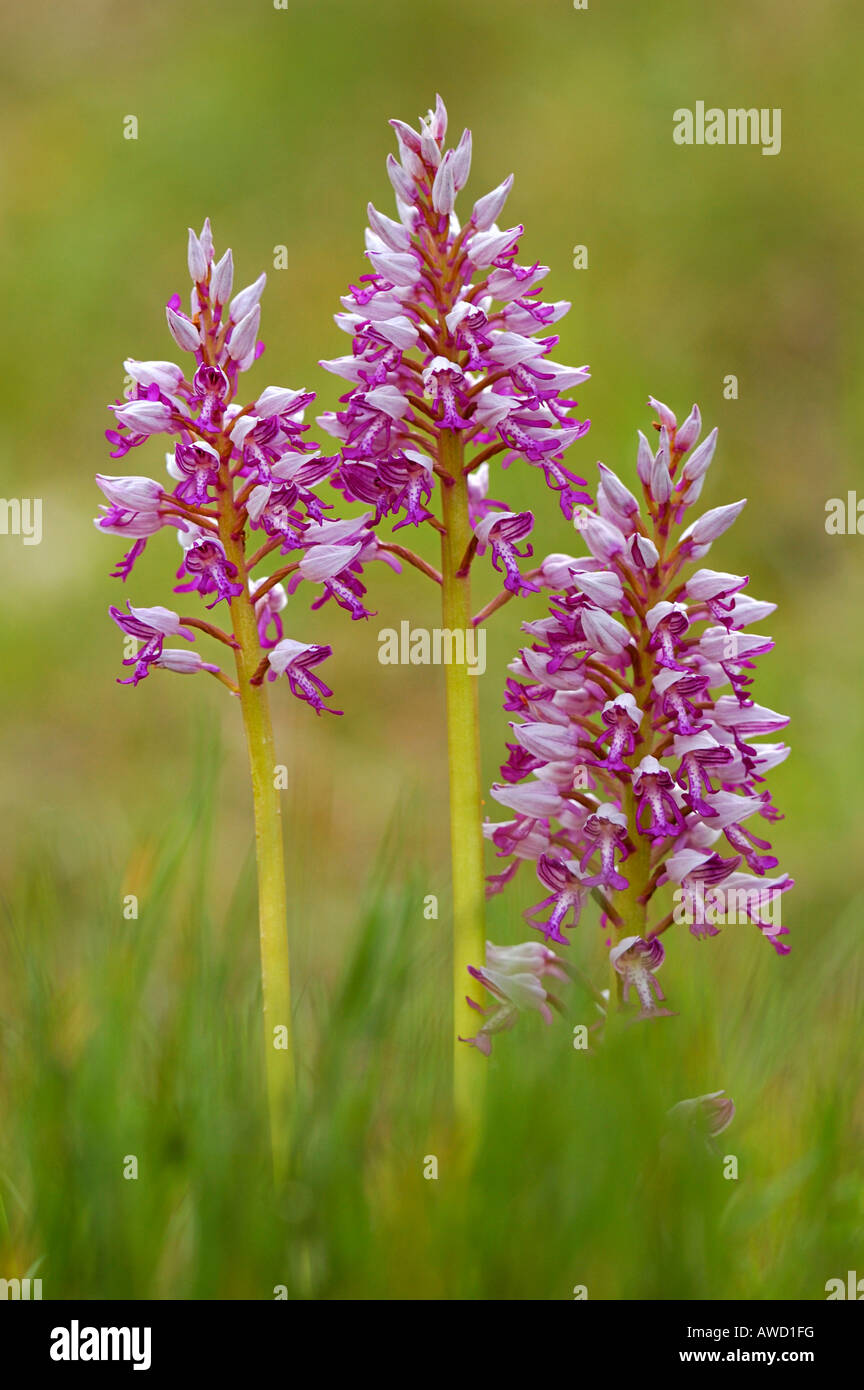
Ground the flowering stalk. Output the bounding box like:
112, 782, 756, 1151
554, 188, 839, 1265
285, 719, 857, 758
218, 490, 295, 1173
473, 397, 793, 1051
319, 97, 591, 1121
438, 430, 487, 1115
96, 220, 387, 1178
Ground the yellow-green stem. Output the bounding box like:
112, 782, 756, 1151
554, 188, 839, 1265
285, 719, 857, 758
220, 501, 294, 1184
438, 430, 487, 1132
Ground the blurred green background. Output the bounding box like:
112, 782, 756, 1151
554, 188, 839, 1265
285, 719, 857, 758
0, 0, 862, 1299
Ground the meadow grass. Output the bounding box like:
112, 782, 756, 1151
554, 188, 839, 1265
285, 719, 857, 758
1, 736, 859, 1301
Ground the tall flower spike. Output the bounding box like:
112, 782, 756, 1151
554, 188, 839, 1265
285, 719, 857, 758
319, 98, 592, 1126
96, 221, 379, 1180
483, 398, 792, 1046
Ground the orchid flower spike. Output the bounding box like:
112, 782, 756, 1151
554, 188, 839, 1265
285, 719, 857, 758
483, 399, 792, 1049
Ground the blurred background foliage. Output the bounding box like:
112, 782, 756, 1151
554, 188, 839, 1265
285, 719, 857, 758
0, 0, 862, 1298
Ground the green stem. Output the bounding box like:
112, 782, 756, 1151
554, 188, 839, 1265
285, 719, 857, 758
0, 1182, 10, 1247
219, 494, 294, 1183
438, 430, 487, 1132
